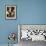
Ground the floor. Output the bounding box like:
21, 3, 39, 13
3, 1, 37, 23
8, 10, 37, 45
0, 40, 46, 46
19, 39, 46, 46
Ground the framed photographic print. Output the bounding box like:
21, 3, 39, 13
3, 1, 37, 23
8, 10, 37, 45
5, 5, 16, 20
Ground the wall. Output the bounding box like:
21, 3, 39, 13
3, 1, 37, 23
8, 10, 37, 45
0, 0, 46, 45
0, 0, 19, 44
20, 0, 46, 24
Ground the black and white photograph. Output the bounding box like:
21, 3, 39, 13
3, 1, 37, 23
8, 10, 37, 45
6, 5, 16, 19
